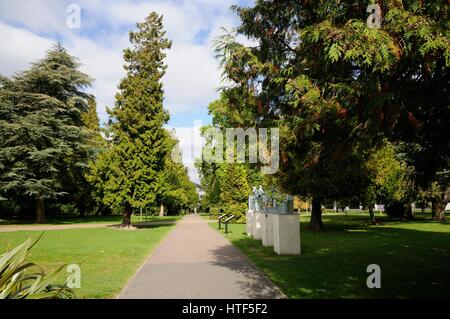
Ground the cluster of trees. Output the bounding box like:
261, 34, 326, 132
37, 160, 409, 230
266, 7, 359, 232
199, 0, 449, 230
195, 124, 276, 223
0, 13, 198, 225
196, 158, 252, 223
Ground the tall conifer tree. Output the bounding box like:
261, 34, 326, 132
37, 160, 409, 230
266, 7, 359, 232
0, 45, 93, 223
88, 13, 172, 227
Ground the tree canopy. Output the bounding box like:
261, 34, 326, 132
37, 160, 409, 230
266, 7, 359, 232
211, 0, 450, 228
0, 45, 93, 222
87, 12, 176, 227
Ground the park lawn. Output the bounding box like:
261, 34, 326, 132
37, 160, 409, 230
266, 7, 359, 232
0, 225, 175, 298
213, 213, 450, 299
0, 214, 182, 226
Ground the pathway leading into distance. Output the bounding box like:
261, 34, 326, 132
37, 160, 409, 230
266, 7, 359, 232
118, 214, 285, 299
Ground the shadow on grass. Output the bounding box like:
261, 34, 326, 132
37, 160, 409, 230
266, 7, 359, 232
219, 218, 450, 299
106, 223, 178, 230
0, 215, 123, 226
311, 213, 449, 233
0, 215, 182, 226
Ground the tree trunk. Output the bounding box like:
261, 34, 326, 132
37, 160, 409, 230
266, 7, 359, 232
159, 203, 165, 217
435, 187, 450, 221
121, 203, 132, 228
79, 207, 85, 218
121, 211, 132, 228
433, 188, 448, 222
368, 205, 377, 225
433, 201, 446, 221
404, 203, 414, 220
309, 197, 324, 231
431, 200, 436, 219
36, 197, 46, 224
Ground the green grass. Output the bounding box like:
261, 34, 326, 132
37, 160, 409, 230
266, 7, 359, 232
0, 214, 182, 226
199, 214, 216, 221
213, 212, 450, 299
0, 225, 175, 298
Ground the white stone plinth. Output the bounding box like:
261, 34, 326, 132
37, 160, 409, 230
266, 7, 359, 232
246, 211, 255, 236
273, 214, 300, 255
262, 213, 274, 247
253, 212, 264, 240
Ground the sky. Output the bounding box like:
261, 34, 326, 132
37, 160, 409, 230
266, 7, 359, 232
0, 0, 254, 183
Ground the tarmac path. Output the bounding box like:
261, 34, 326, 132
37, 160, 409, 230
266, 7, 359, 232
118, 214, 285, 299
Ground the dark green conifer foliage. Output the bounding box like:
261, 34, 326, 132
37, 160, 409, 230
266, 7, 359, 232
213, 0, 450, 228
0, 45, 93, 223
88, 13, 173, 227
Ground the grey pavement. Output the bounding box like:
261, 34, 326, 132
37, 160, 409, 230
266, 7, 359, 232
118, 214, 285, 299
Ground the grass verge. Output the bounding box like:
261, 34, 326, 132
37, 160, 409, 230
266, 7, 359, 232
0, 225, 175, 298
212, 213, 450, 298
0, 215, 182, 226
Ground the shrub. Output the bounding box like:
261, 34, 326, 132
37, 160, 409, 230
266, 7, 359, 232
0, 235, 75, 299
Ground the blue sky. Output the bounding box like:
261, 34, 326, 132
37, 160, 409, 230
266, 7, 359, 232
0, 0, 255, 181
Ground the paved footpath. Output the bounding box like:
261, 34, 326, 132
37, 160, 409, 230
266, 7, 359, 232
118, 215, 285, 299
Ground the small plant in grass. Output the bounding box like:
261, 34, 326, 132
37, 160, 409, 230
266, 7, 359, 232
0, 235, 75, 299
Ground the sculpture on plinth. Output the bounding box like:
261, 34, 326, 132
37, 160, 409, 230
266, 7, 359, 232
248, 186, 294, 215
248, 187, 257, 212
280, 195, 294, 214
247, 186, 300, 255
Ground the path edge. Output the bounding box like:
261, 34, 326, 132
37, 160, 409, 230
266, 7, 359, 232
210, 222, 288, 300
114, 222, 180, 299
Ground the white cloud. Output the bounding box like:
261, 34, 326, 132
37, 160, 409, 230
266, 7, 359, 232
64, 34, 125, 124
171, 125, 205, 184
0, 22, 53, 77
0, 0, 68, 35
103, 1, 207, 43
164, 43, 221, 113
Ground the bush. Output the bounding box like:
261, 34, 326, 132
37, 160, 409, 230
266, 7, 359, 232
223, 203, 247, 224
58, 203, 80, 216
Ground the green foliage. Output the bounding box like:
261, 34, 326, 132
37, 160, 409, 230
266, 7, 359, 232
87, 13, 173, 214
217, 163, 251, 223
365, 143, 415, 207
0, 45, 94, 222
195, 124, 223, 210
162, 139, 199, 213
211, 0, 449, 226
81, 98, 105, 149
0, 236, 75, 299
195, 159, 221, 209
